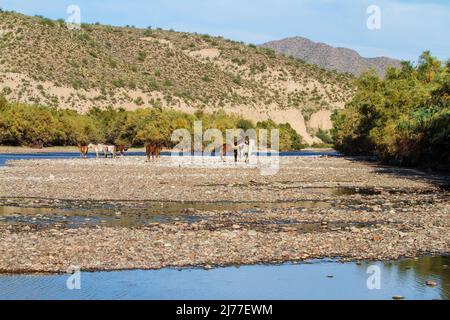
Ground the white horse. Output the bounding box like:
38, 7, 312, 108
237, 139, 253, 163
88, 143, 117, 159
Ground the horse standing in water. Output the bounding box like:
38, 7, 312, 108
88, 143, 117, 159
220, 143, 232, 162
115, 145, 128, 157
146, 142, 163, 161
77, 144, 89, 158
221, 138, 252, 163
237, 138, 252, 163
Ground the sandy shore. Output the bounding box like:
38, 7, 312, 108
0, 156, 448, 273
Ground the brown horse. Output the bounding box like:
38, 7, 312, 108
221, 142, 238, 162
115, 145, 129, 156
221, 143, 229, 161
77, 144, 89, 158
146, 142, 163, 161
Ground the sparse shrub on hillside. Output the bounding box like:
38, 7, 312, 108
81, 23, 93, 32
0, 11, 355, 120
148, 78, 160, 91
134, 97, 144, 105
108, 59, 118, 68
112, 79, 125, 88
231, 57, 247, 66
232, 75, 242, 86
36, 15, 55, 27
163, 79, 174, 87
137, 51, 146, 62
71, 79, 83, 89
2, 87, 12, 95
77, 33, 91, 42
128, 80, 137, 90
250, 63, 267, 74
201, 75, 212, 82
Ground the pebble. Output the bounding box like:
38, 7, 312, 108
425, 280, 437, 287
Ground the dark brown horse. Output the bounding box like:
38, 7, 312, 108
77, 144, 89, 158
146, 142, 163, 161
221, 142, 238, 162
115, 145, 129, 156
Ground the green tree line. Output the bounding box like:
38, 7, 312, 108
331, 51, 450, 170
0, 96, 305, 151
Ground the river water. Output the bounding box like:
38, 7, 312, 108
0, 257, 448, 300
0, 150, 341, 167
0, 152, 448, 300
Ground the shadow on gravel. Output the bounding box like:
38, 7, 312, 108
345, 156, 450, 191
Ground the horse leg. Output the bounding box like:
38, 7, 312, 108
221, 147, 226, 162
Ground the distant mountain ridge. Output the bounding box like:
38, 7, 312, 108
261, 36, 402, 77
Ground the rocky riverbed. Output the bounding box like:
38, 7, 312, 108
0, 156, 448, 273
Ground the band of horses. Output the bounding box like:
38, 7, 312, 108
78, 138, 253, 162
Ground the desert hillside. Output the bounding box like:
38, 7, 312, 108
261, 36, 401, 77
0, 12, 355, 143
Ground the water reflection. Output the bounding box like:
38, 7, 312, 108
0, 257, 448, 300
0, 199, 331, 229
0, 150, 340, 167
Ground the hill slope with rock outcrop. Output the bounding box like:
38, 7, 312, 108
0, 11, 356, 144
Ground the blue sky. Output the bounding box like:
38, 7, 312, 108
1, 0, 449, 61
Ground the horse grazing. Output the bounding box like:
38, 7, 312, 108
115, 145, 129, 157
146, 142, 163, 161
77, 144, 89, 158
88, 143, 117, 159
